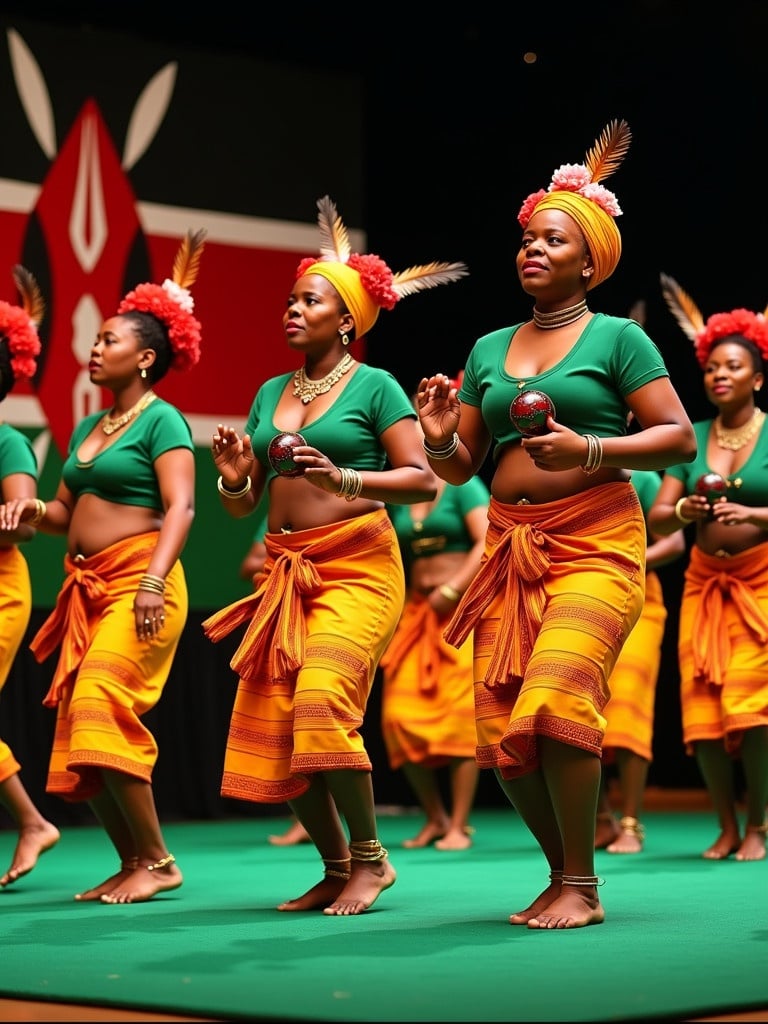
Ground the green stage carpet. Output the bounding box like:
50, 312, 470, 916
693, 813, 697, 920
1, 810, 765, 1022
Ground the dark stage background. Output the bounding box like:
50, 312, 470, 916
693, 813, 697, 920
0, 2, 766, 822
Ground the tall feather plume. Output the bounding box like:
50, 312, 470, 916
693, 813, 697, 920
12, 264, 44, 327
585, 119, 632, 184
392, 261, 469, 299
172, 229, 207, 289
660, 272, 705, 341
316, 195, 351, 264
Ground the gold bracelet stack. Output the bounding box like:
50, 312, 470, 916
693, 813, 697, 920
28, 499, 47, 526
217, 475, 252, 499
138, 573, 165, 595
439, 583, 461, 601
335, 467, 364, 501
674, 497, 694, 524
349, 839, 388, 863
580, 434, 604, 475
423, 433, 460, 460
322, 857, 352, 880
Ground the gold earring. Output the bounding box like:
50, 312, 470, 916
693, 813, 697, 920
140, 367, 148, 379
340, 332, 350, 346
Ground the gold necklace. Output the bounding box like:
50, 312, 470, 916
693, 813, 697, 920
293, 352, 354, 404
532, 299, 589, 330
714, 408, 765, 451
101, 391, 157, 435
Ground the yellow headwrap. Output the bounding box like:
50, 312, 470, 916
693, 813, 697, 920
530, 191, 621, 290
299, 260, 380, 339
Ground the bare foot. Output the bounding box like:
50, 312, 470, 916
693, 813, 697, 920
434, 828, 473, 851
702, 830, 740, 860
75, 859, 139, 902
100, 857, 182, 904
267, 820, 311, 846
509, 874, 562, 925
527, 881, 604, 929
606, 818, 644, 855
735, 826, 767, 862
322, 858, 396, 916
402, 820, 448, 848
277, 875, 347, 911
0, 820, 60, 887
594, 813, 620, 850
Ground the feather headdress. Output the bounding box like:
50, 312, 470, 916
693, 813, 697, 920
118, 229, 206, 372
0, 264, 44, 383
518, 119, 632, 228
660, 272, 768, 367
296, 196, 468, 338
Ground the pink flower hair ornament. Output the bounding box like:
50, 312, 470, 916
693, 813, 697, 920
660, 272, 768, 368
118, 229, 206, 373
517, 120, 630, 229
0, 265, 44, 384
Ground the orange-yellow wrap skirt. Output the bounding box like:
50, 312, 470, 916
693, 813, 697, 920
202, 509, 405, 804
29, 532, 187, 801
444, 485, 645, 779
602, 569, 666, 763
379, 592, 476, 770
0, 546, 32, 785
679, 542, 768, 756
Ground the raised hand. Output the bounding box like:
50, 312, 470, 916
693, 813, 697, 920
416, 373, 461, 445
211, 424, 254, 487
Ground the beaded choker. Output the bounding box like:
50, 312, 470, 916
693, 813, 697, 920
532, 299, 589, 330
714, 408, 765, 451
293, 352, 354, 404
101, 391, 157, 435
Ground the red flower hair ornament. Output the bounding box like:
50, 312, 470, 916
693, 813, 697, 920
660, 272, 768, 368
0, 265, 44, 384
118, 229, 206, 373
295, 196, 468, 339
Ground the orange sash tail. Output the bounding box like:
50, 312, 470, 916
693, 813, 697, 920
444, 485, 642, 689
444, 511, 547, 688
32, 532, 159, 708
31, 534, 158, 708
203, 512, 393, 682
686, 545, 768, 687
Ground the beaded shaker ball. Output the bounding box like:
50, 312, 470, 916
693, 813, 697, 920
268, 432, 307, 478
509, 389, 556, 437
695, 472, 728, 504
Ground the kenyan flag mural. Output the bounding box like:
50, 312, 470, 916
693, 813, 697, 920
0, 20, 365, 607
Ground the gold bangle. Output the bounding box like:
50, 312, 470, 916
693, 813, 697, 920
580, 434, 604, 475
28, 499, 47, 527
423, 433, 460, 460
674, 496, 694, 524
335, 467, 363, 501
138, 573, 166, 594
438, 584, 461, 601
217, 475, 252, 499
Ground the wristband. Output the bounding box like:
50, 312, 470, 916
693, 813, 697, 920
217, 475, 252, 499
28, 498, 47, 526
674, 497, 693, 524
438, 584, 461, 601
423, 433, 460, 460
